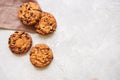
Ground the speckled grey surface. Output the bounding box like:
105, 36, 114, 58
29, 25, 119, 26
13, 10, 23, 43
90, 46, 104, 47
0, 0, 120, 80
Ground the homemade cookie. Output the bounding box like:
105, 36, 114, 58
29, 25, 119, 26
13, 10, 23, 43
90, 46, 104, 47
8, 31, 32, 54
18, 2, 42, 26
35, 12, 57, 35
30, 44, 53, 68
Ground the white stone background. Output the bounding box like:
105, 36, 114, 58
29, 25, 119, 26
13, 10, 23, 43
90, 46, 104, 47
0, 0, 120, 80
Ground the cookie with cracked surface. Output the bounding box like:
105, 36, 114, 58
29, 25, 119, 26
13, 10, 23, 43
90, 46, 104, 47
8, 31, 32, 54
30, 44, 53, 68
35, 12, 57, 35
18, 2, 42, 26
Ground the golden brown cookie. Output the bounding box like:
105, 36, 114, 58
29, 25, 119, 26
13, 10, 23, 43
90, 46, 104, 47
18, 2, 42, 26
30, 44, 53, 68
8, 31, 32, 54
35, 12, 57, 35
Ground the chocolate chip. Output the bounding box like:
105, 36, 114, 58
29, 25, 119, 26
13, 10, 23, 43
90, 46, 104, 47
30, 13, 33, 16
12, 41, 16, 44
19, 35, 22, 38
8, 40, 10, 44
24, 47, 27, 52
26, 4, 28, 7
44, 18, 48, 22
12, 35, 16, 37
21, 32, 25, 35
15, 31, 18, 33
23, 15, 26, 18
18, 48, 22, 53
26, 36, 30, 40
20, 10, 22, 13
28, 8, 30, 10
49, 23, 52, 26
26, 20, 29, 23
36, 19, 39, 22
30, 53, 32, 56
19, 32, 25, 38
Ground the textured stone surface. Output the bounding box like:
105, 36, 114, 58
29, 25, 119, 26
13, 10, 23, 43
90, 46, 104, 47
0, 0, 120, 80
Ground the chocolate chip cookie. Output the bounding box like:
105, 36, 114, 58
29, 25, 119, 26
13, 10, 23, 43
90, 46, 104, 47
8, 31, 32, 54
35, 12, 57, 35
30, 44, 53, 68
18, 2, 42, 26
